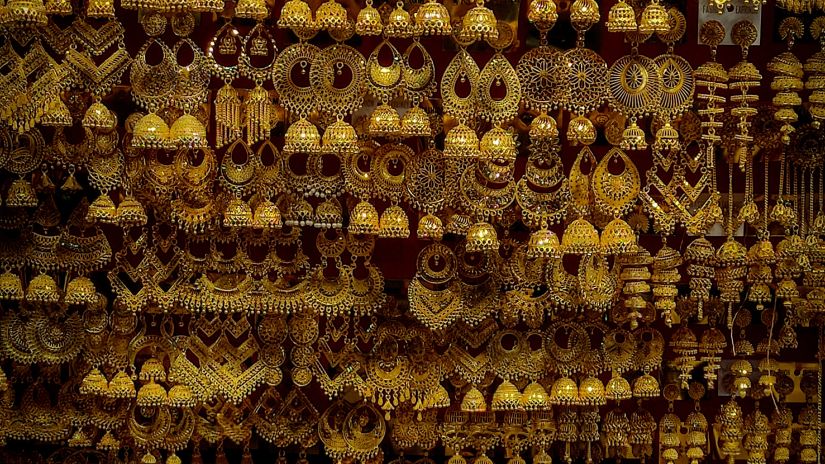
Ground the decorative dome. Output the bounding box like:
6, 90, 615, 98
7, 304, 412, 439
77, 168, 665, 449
716, 237, 747, 267
349, 201, 380, 235
460, 386, 486, 412
369, 104, 401, 137
139, 357, 166, 382
685, 237, 716, 263
461, 1, 498, 43
638, 0, 669, 34
632, 373, 660, 398
466, 221, 499, 253
384, 2, 415, 38
654, 120, 681, 153
278, 0, 315, 30
284, 118, 322, 155
97, 430, 120, 450
415, 0, 451, 36
107, 371, 136, 399
355, 0, 382, 36
730, 359, 753, 398
223, 197, 254, 228
748, 239, 776, 264
116, 195, 148, 228
527, 228, 561, 259
605, 373, 632, 401
0, 1, 49, 27
65, 276, 97, 305
479, 126, 517, 162
417, 213, 444, 240
87, 194, 117, 224
444, 123, 480, 158
82, 102, 116, 131
6, 178, 39, 208
445, 214, 472, 236
601, 218, 636, 255
235, 0, 269, 20
0, 270, 24, 301
529, 112, 559, 141
252, 199, 283, 230
520, 381, 551, 410
379, 205, 410, 238
621, 119, 648, 151
132, 112, 171, 149
80, 368, 108, 396
285, 197, 315, 227
167, 384, 197, 408
577, 376, 606, 406
45, 0, 73, 16
527, 0, 558, 34
549, 376, 578, 405
400, 105, 431, 137
533, 450, 553, 464
68, 428, 92, 447
562, 218, 600, 255
491, 379, 522, 411
136, 380, 168, 407
566, 115, 597, 146
729, 61, 763, 82
26, 273, 61, 303
315, 0, 349, 33
170, 114, 208, 150
314, 199, 343, 229
569, 0, 600, 32
42, 97, 73, 127
607, 0, 636, 33
323, 119, 359, 154
424, 384, 451, 409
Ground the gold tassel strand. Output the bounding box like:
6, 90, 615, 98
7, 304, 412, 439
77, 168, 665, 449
245, 84, 271, 145
215, 83, 242, 148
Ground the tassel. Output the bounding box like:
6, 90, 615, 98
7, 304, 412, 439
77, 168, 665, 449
215, 445, 228, 464
245, 84, 271, 145
190, 445, 202, 464
37, 170, 54, 190
241, 447, 253, 464
215, 83, 242, 148
61, 172, 82, 192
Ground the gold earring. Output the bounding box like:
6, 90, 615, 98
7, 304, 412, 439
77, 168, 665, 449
356, 0, 383, 36
416, 0, 452, 36
235, 0, 269, 20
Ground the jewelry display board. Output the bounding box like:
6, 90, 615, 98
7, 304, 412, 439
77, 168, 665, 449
0, 1, 823, 464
